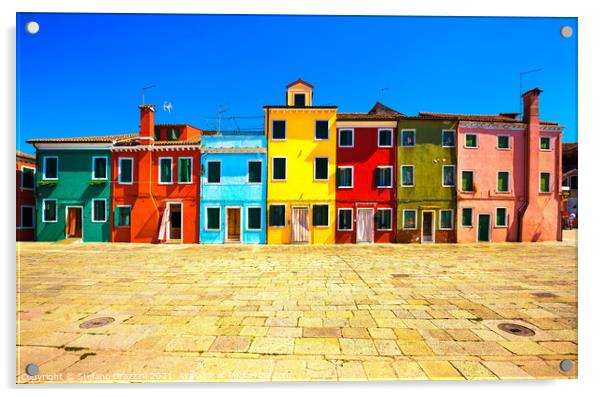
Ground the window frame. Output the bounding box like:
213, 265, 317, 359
205, 206, 221, 231
464, 133, 479, 149
20, 205, 35, 229
91, 156, 108, 181
495, 207, 509, 228
400, 129, 416, 147
442, 165, 456, 187
376, 166, 393, 188
271, 157, 287, 182
402, 209, 418, 230
314, 120, 330, 141
461, 170, 475, 192
337, 166, 354, 189
497, 134, 511, 150
271, 120, 287, 141
268, 204, 286, 228
338, 128, 354, 148
313, 157, 329, 181
42, 156, 59, 180
247, 160, 263, 184
400, 164, 415, 187
569, 175, 578, 190
158, 157, 173, 185
377, 128, 394, 148
114, 205, 132, 228
312, 204, 330, 228
540, 171, 552, 193
439, 209, 454, 230
118, 157, 134, 185
246, 206, 262, 231
177, 157, 193, 184
293, 92, 306, 107
42, 199, 57, 223
91, 198, 107, 223
496, 170, 511, 193
461, 207, 474, 228
206, 160, 221, 185
441, 129, 456, 148
376, 208, 393, 231
337, 208, 353, 231
540, 136, 552, 151
20, 165, 35, 190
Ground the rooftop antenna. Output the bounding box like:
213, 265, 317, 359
380, 87, 389, 102
141, 84, 156, 105
519, 69, 542, 118
216, 105, 229, 133
163, 102, 173, 113
230, 116, 241, 133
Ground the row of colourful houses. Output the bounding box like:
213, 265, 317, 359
19, 80, 563, 244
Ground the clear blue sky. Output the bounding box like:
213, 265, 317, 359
16, 13, 577, 155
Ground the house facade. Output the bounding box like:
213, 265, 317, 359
199, 134, 267, 244
264, 80, 337, 244
562, 142, 577, 227
111, 105, 203, 244
396, 117, 458, 243
16, 151, 36, 241
335, 102, 398, 243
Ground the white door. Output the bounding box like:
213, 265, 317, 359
356, 209, 374, 243
291, 207, 310, 243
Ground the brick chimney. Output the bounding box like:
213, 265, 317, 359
139, 104, 155, 143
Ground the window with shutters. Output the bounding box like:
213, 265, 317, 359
461, 170, 474, 192
206, 207, 221, 230
114, 206, 131, 227
496, 207, 508, 227
498, 135, 510, 150
540, 172, 551, 193
315, 120, 329, 140
337, 209, 352, 231
118, 158, 133, 184
178, 158, 192, 184
439, 209, 453, 230
461, 208, 473, 227
497, 171, 510, 192
159, 158, 173, 184
154, 127, 161, 140
465, 134, 478, 148
247, 207, 262, 230
376, 166, 393, 188
314, 157, 329, 181
43, 199, 57, 223
207, 161, 221, 184
337, 167, 353, 188
167, 127, 180, 141
272, 157, 286, 181
401, 165, 414, 187
540, 137, 551, 151
402, 209, 417, 229
313, 204, 329, 227
248, 161, 262, 183
376, 208, 392, 230
269, 205, 286, 227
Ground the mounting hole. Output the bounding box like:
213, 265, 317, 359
25, 21, 40, 35
559, 359, 574, 372
25, 363, 39, 376
560, 26, 573, 39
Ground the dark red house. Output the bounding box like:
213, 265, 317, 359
335, 103, 400, 243
16, 151, 36, 241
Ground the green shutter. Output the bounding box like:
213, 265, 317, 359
496, 208, 506, 226
161, 159, 171, 182
114, 207, 120, 227
120, 159, 132, 183
208, 162, 220, 183
207, 208, 220, 229
248, 208, 261, 230
462, 208, 472, 226
179, 158, 191, 183
497, 172, 508, 192
249, 161, 261, 183
462, 171, 473, 191
540, 173, 550, 192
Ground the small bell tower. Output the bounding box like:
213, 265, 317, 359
286, 79, 314, 107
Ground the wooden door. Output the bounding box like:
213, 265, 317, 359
422, 211, 434, 243
227, 208, 241, 242
478, 214, 491, 242
65, 207, 82, 238
291, 207, 309, 243
356, 209, 374, 243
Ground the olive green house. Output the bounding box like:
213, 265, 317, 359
396, 117, 458, 243
27, 136, 123, 242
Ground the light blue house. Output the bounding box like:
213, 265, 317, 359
200, 134, 267, 244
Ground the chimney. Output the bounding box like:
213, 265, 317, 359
139, 104, 155, 143
523, 88, 542, 124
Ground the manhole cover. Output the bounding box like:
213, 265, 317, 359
498, 323, 536, 336
79, 317, 115, 329
532, 292, 558, 298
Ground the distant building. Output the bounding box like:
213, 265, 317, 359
16, 151, 36, 241
562, 142, 577, 226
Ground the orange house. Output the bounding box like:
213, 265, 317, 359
16, 151, 36, 241
110, 105, 203, 244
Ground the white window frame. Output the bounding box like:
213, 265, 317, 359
337, 166, 354, 189
20, 165, 35, 191
314, 157, 329, 181
464, 133, 479, 149
20, 205, 35, 229
158, 157, 173, 185
540, 136, 552, 151
461, 169, 475, 192
400, 129, 416, 147
312, 203, 330, 228
177, 157, 193, 185
400, 164, 415, 187
442, 165, 456, 187
247, 160, 263, 184
91, 198, 107, 223
439, 209, 454, 230
246, 206, 262, 231
402, 209, 418, 230
42, 156, 59, 180
206, 160, 221, 185
91, 156, 108, 181
271, 120, 287, 141
118, 157, 134, 185
376, 208, 393, 231
205, 206, 221, 231
271, 157, 287, 181
269, 203, 286, 228
497, 134, 511, 150
377, 128, 394, 148
376, 166, 393, 188
338, 128, 354, 148
461, 207, 474, 228
337, 208, 353, 231
314, 120, 330, 141
441, 129, 456, 148
114, 205, 132, 228
42, 199, 57, 223
495, 207, 509, 228
540, 171, 552, 193
496, 170, 511, 193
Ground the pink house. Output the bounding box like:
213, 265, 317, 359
438, 88, 562, 243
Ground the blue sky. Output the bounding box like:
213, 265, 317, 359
16, 13, 577, 154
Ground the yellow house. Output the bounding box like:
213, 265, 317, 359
264, 79, 337, 244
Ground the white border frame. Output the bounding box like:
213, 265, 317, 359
439, 209, 454, 230
91, 156, 108, 181
377, 128, 394, 148
421, 210, 436, 243
495, 207, 509, 228
337, 166, 354, 188
496, 170, 511, 193
336, 208, 353, 231
118, 157, 134, 185
91, 198, 107, 223
177, 157, 194, 185
540, 136, 552, 151
166, 201, 184, 242
314, 119, 330, 141
205, 206, 221, 231
442, 164, 456, 187
461, 207, 474, 228
271, 156, 287, 181
246, 206, 263, 231
400, 164, 415, 187
65, 205, 84, 239
114, 204, 132, 228
402, 209, 417, 230
464, 133, 479, 149
376, 207, 393, 231
42, 199, 58, 223
539, 171, 552, 193
42, 156, 58, 180
497, 134, 511, 150
338, 128, 354, 148
460, 169, 475, 192
206, 160, 221, 185
158, 157, 173, 185
376, 166, 393, 188
313, 156, 329, 181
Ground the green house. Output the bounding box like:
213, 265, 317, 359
397, 118, 458, 243
28, 138, 115, 242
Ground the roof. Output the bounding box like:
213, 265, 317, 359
155, 123, 201, 129
338, 102, 403, 121
417, 112, 559, 125
286, 79, 314, 89
16, 151, 35, 161
201, 147, 267, 153
153, 136, 201, 146
563, 142, 578, 152
368, 102, 404, 116
27, 133, 138, 144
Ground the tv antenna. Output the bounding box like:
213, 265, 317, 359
380, 87, 389, 102
163, 102, 173, 113
216, 105, 229, 133
141, 85, 156, 105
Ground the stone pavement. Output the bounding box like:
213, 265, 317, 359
16, 236, 577, 383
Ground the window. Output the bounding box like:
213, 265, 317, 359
167, 127, 180, 141
540, 172, 551, 193
339, 129, 354, 147
248, 161, 262, 183
442, 130, 455, 147
21, 167, 35, 189
461, 208, 473, 227
496, 207, 508, 227
247, 207, 261, 230
154, 127, 161, 140
378, 129, 393, 147
293, 93, 306, 106
497, 171, 510, 192
92, 199, 107, 223
178, 158, 192, 184
402, 209, 417, 229
315, 120, 329, 140
376, 208, 392, 230
313, 204, 329, 227
465, 134, 478, 148
269, 205, 286, 227
118, 158, 133, 184
569, 175, 578, 190
207, 161, 221, 184
20, 206, 34, 228
43, 156, 58, 180
314, 157, 329, 181
337, 167, 353, 188
461, 171, 474, 192
498, 135, 510, 150
114, 206, 131, 227
439, 209, 453, 230
401, 130, 416, 147
401, 165, 414, 187
92, 157, 108, 180
442, 165, 455, 187
376, 166, 393, 188
272, 120, 286, 140
272, 157, 287, 181
337, 209, 353, 231
540, 137, 551, 151
159, 158, 173, 184
43, 200, 57, 223
206, 207, 221, 230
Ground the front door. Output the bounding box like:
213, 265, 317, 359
356, 208, 374, 243
168, 203, 182, 241
226, 208, 241, 242
478, 214, 491, 242
422, 211, 434, 243
291, 207, 310, 243
65, 207, 82, 238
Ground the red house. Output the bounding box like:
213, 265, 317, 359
110, 105, 203, 244
16, 151, 36, 241
335, 103, 399, 243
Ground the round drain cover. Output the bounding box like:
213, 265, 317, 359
79, 317, 115, 329
497, 322, 536, 336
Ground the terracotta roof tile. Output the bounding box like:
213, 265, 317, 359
16, 151, 35, 161
27, 133, 137, 144
417, 112, 559, 125
286, 79, 314, 89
